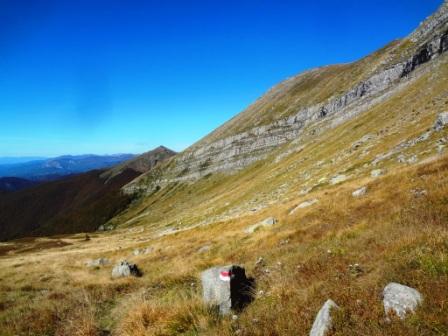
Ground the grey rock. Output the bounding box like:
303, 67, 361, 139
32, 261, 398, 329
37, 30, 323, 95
434, 112, 448, 131
98, 225, 105, 231
289, 199, 319, 214
352, 186, 367, 197
85, 258, 110, 267
201, 265, 253, 315
309, 299, 339, 336
111, 261, 142, 278
383, 282, 422, 319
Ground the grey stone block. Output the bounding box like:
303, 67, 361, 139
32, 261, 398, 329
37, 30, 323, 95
201, 265, 254, 315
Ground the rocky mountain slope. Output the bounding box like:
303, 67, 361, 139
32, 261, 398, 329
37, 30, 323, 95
102, 146, 176, 180
123, 0, 448, 193
113, 0, 448, 230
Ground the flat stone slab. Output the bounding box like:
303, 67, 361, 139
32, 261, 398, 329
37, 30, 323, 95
289, 199, 319, 214
309, 299, 339, 336
383, 282, 422, 319
201, 265, 253, 315
244, 217, 277, 234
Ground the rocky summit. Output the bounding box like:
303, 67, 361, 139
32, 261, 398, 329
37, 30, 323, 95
1, 2, 448, 336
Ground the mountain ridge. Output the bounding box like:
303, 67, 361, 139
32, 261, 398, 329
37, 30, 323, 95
123, 0, 448, 195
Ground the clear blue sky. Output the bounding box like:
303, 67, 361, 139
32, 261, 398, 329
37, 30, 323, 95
0, 0, 442, 157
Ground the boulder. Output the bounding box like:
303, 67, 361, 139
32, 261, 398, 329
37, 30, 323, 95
309, 299, 339, 336
85, 258, 110, 267
434, 112, 448, 131
352, 186, 367, 197
201, 265, 254, 315
111, 261, 142, 278
244, 217, 277, 234
383, 282, 422, 319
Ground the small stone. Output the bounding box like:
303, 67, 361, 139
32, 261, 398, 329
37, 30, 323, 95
198, 245, 211, 254
352, 186, 367, 197
371, 169, 384, 177
434, 112, 448, 131
255, 257, 265, 267
309, 299, 339, 336
232, 314, 239, 321
383, 282, 422, 319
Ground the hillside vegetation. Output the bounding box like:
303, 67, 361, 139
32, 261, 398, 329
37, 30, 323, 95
0, 1, 448, 335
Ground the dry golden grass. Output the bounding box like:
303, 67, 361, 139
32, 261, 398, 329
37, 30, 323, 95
1, 153, 448, 335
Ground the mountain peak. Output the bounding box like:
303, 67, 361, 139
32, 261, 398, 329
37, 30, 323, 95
409, 0, 448, 43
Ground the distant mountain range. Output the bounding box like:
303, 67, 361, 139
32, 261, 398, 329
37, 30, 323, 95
0, 157, 47, 165
0, 146, 176, 240
0, 154, 136, 181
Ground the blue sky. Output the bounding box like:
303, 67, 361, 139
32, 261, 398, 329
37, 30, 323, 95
0, 0, 442, 157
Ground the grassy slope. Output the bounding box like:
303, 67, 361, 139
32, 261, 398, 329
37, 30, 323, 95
0, 52, 447, 335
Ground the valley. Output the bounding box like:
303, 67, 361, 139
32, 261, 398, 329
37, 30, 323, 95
0, 1, 448, 335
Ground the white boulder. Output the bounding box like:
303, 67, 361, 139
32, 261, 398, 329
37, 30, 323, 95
309, 299, 339, 336
383, 282, 422, 319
